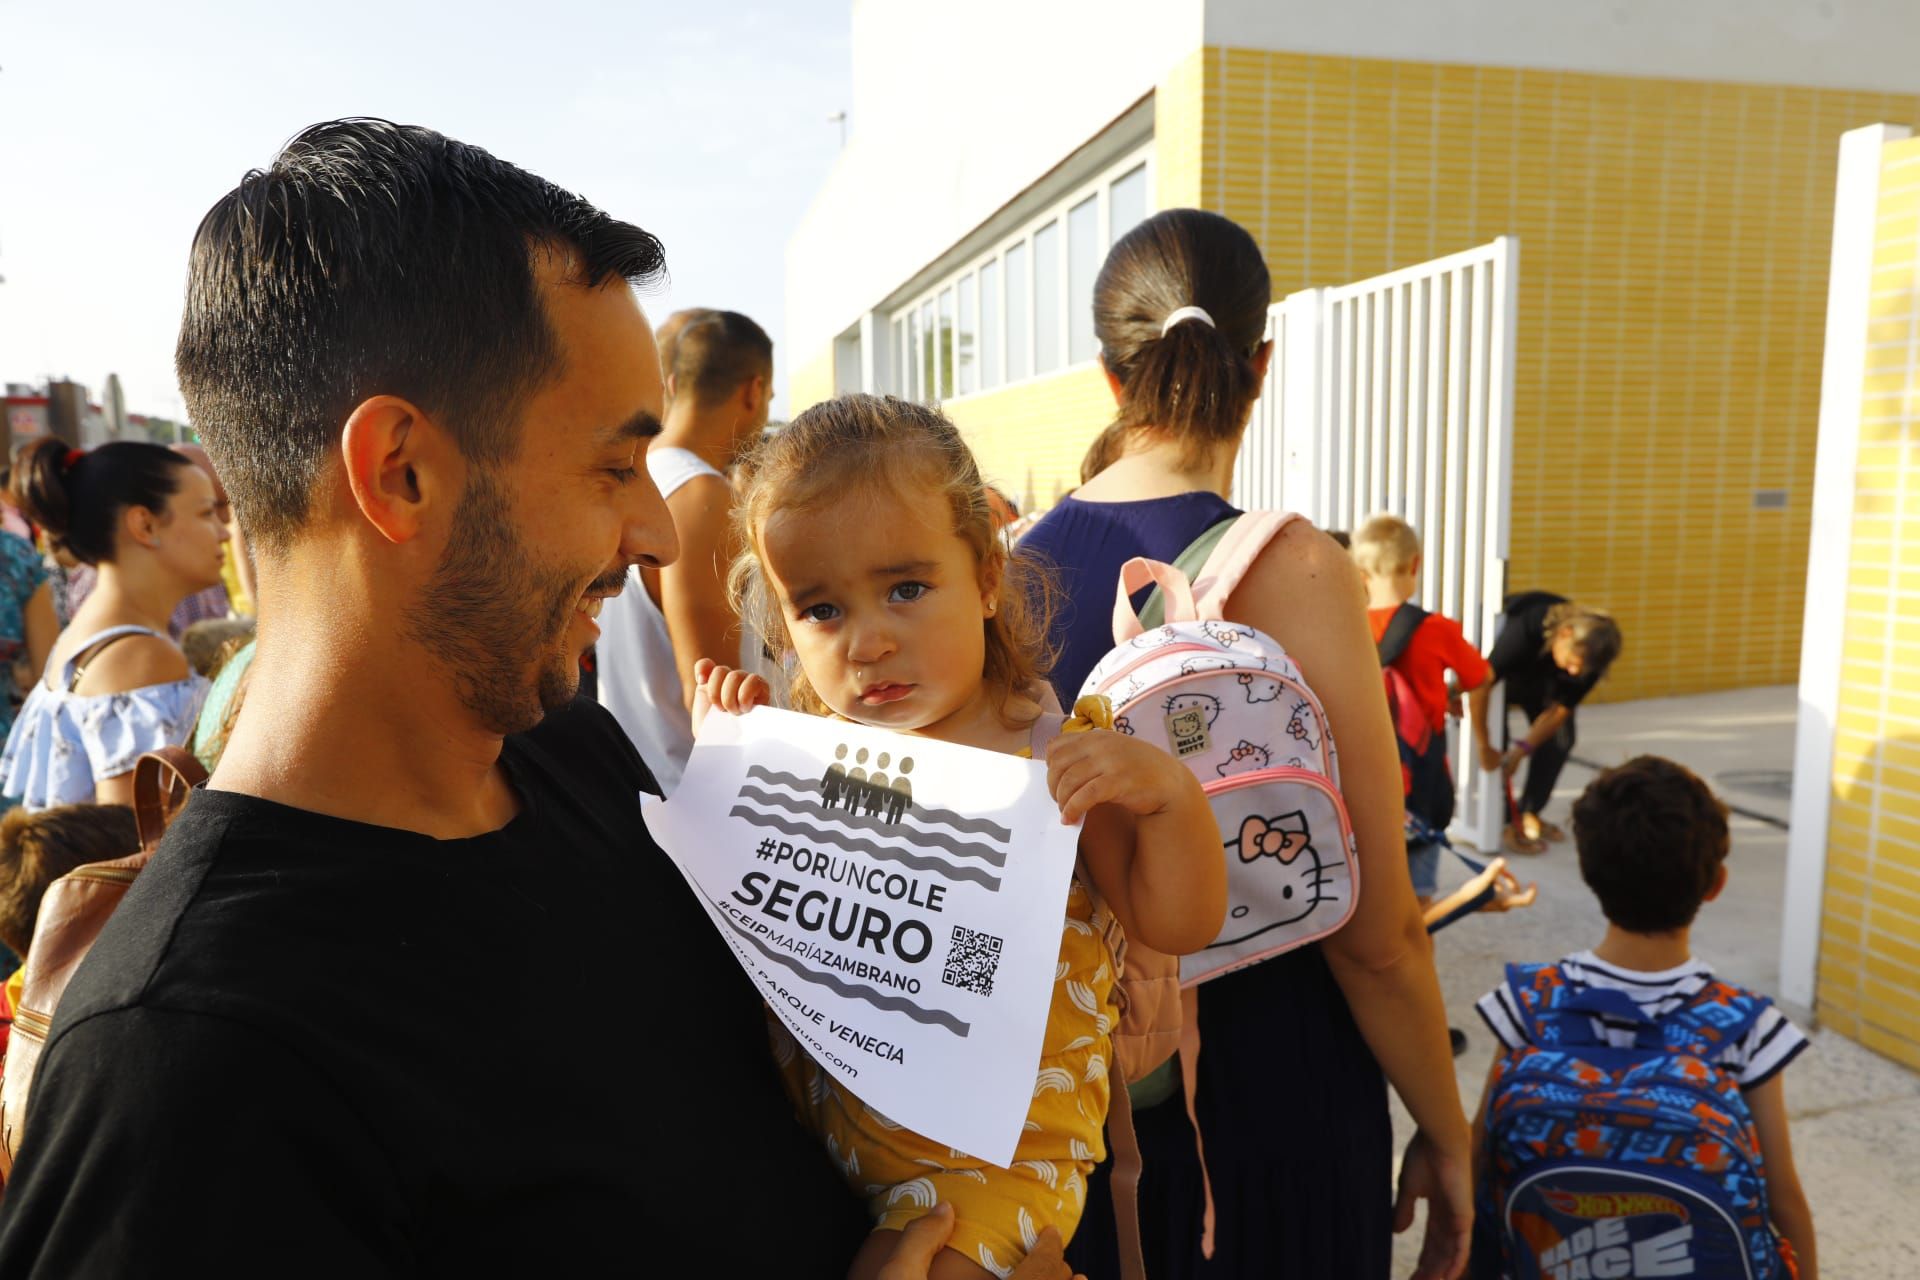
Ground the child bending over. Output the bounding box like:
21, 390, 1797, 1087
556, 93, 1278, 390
697, 393, 1225, 1279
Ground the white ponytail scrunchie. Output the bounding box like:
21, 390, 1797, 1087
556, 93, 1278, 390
1160, 305, 1215, 336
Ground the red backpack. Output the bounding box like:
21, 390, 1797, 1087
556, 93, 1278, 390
1376, 603, 1455, 831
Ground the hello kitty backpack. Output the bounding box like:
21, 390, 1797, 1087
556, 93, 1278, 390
1078, 511, 1359, 986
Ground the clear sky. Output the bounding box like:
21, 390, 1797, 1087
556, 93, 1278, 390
0, 0, 853, 420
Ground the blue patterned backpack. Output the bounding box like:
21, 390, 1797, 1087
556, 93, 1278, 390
1476, 962, 1797, 1280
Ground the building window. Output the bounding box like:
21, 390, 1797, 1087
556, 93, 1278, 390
1067, 194, 1099, 365
907, 306, 923, 401
1033, 220, 1061, 375
892, 317, 906, 399
957, 275, 978, 396
937, 288, 956, 400
1109, 163, 1147, 246
1005, 240, 1031, 384
919, 299, 935, 400
979, 260, 1000, 389
885, 141, 1150, 402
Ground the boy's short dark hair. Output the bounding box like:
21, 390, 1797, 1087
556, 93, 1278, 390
0, 804, 140, 956
670, 310, 772, 407
1573, 755, 1729, 933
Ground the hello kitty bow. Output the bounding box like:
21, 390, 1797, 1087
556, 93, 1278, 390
1237, 814, 1309, 864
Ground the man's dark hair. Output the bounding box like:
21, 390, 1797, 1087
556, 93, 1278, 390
670, 310, 772, 408
1573, 755, 1729, 933
176, 118, 667, 550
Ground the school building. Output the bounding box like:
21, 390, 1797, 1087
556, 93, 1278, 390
785, 0, 1920, 704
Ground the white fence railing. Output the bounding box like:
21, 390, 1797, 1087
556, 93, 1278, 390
1235, 237, 1520, 853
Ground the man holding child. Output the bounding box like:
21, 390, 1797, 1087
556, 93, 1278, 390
0, 120, 1070, 1279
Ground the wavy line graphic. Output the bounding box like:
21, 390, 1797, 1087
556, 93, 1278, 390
727, 808, 1004, 890
734, 784, 1008, 865
745, 766, 1013, 842
711, 901, 971, 1037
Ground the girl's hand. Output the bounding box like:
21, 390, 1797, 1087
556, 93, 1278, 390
1476, 741, 1503, 773
690, 658, 771, 735
1045, 728, 1203, 826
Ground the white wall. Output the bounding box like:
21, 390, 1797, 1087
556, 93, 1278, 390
1206, 0, 1920, 95
785, 0, 1203, 362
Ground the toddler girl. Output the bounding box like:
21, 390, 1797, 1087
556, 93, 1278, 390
695, 393, 1225, 1280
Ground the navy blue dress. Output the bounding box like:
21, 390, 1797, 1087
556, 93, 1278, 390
1021, 494, 1393, 1280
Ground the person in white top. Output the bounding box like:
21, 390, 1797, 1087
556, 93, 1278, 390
596, 309, 771, 791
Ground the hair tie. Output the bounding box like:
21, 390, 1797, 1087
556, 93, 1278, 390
1160, 305, 1215, 336
62, 449, 85, 470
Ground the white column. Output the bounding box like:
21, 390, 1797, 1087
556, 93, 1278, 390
1781, 123, 1911, 1010
1278, 287, 1327, 524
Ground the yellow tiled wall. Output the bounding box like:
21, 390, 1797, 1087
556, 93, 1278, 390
1819, 135, 1920, 1072
1199, 48, 1920, 701
786, 347, 837, 420
945, 366, 1116, 511
1155, 48, 1206, 211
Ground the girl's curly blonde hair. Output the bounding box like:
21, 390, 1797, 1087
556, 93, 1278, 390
728, 394, 1056, 722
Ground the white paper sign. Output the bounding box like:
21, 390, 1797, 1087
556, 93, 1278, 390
642, 706, 1081, 1167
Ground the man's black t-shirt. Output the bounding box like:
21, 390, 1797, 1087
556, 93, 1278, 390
0, 699, 866, 1277
1487, 590, 1600, 714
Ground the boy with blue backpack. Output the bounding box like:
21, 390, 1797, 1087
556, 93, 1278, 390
1471, 756, 1816, 1279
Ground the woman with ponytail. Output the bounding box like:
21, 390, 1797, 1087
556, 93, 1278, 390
1021, 209, 1471, 1280
0, 440, 227, 809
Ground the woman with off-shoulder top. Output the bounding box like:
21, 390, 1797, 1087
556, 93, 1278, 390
0, 439, 228, 810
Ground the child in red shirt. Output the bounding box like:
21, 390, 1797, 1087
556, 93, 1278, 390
1351, 514, 1491, 907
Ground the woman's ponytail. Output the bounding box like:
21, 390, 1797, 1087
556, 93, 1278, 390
11, 438, 77, 551
8, 438, 191, 566
1087, 209, 1271, 480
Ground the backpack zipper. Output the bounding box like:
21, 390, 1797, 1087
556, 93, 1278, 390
1090, 642, 1226, 694
65, 865, 140, 886
1495, 1073, 1762, 1164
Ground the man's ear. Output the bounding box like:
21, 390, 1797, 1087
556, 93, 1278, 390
340, 396, 446, 545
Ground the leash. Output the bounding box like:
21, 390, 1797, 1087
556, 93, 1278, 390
1407, 812, 1538, 933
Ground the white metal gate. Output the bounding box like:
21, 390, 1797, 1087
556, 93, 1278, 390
1234, 237, 1519, 852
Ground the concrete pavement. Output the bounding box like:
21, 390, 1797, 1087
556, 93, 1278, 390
1387, 685, 1920, 1276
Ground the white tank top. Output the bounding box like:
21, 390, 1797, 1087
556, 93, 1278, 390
596, 447, 759, 795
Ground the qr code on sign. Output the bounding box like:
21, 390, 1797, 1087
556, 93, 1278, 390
941, 924, 1005, 996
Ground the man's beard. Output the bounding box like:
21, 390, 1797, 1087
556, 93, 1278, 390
404, 468, 606, 736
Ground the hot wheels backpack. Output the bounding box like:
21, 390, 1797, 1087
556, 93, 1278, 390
1477, 962, 1797, 1280
1077, 511, 1359, 986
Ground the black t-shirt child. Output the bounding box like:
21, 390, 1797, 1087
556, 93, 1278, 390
1487, 590, 1601, 715
0, 698, 866, 1278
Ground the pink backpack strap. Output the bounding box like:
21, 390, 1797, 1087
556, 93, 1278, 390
1189, 510, 1307, 620
1111, 557, 1199, 642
